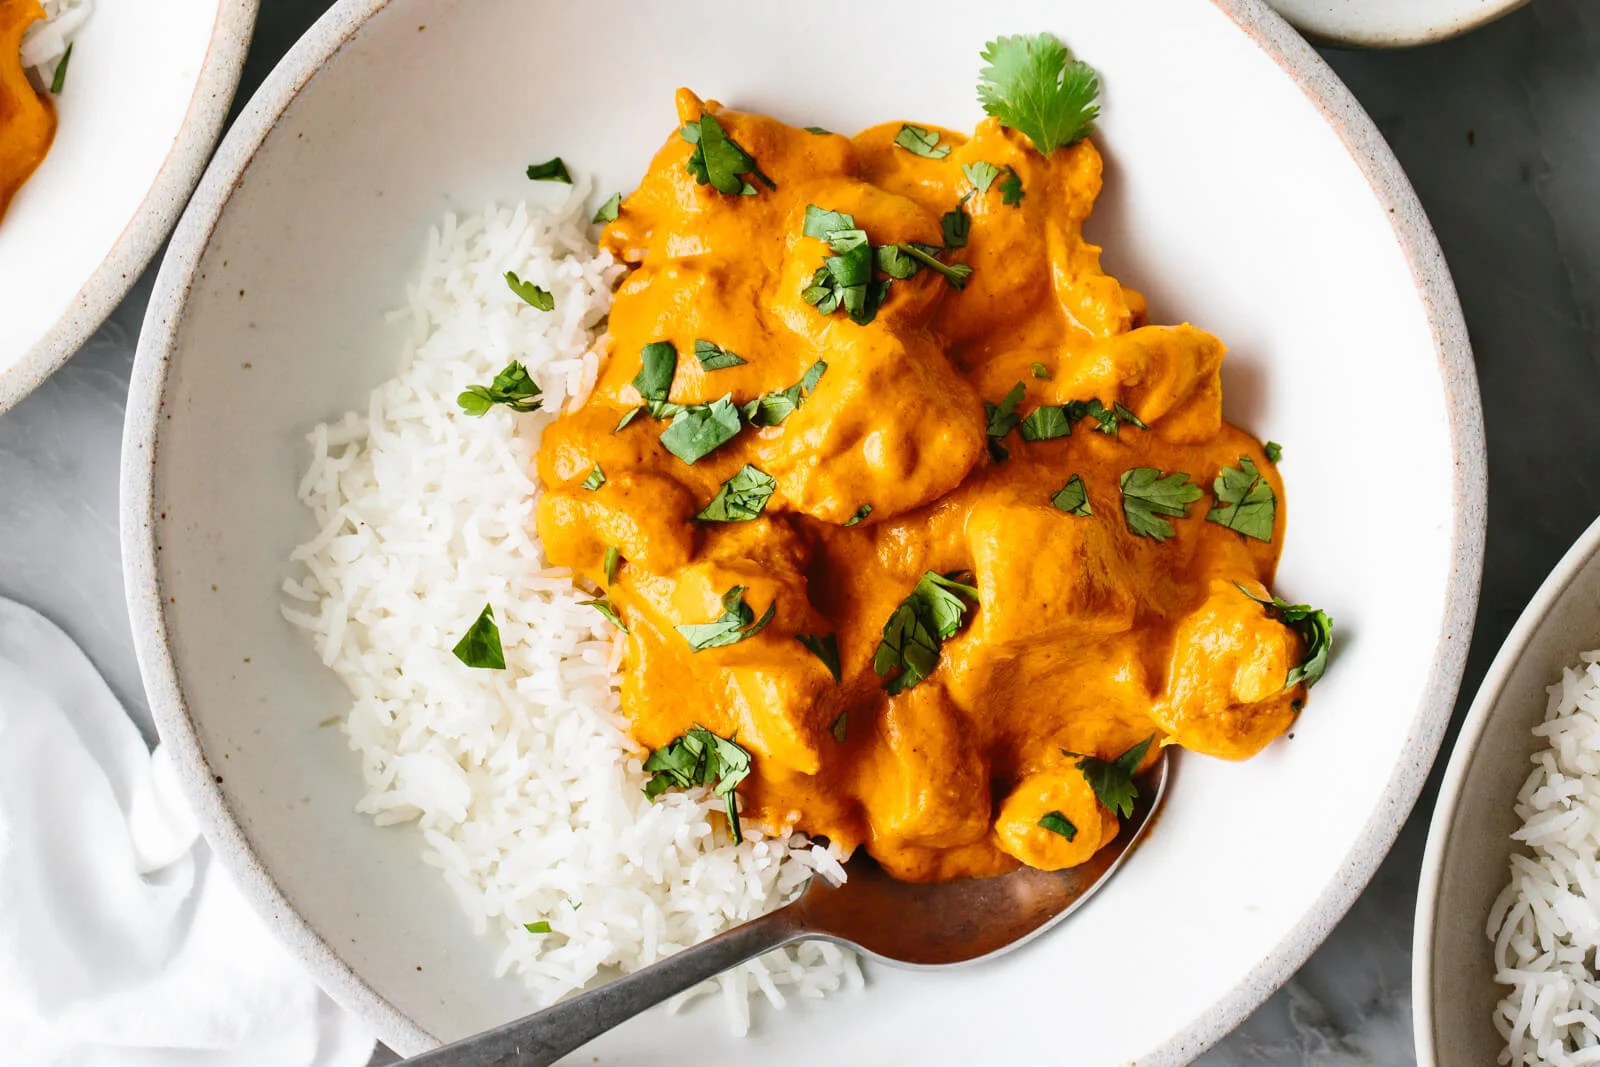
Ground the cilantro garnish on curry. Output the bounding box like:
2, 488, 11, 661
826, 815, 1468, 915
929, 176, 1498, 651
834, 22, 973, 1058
508, 33, 1331, 883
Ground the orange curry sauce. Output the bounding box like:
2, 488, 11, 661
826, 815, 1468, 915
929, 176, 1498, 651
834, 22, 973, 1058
535, 90, 1304, 883
0, 0, 54, 220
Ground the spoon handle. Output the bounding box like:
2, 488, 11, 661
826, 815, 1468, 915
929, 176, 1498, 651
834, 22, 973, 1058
405, 906, 807, 1066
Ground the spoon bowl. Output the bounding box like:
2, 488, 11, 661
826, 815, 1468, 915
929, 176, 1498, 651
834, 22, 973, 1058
409, 752, 1169, 1065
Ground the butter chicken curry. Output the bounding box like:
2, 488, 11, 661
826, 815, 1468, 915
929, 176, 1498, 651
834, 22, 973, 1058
530, 39, 1331, 884
0, 0, 57, 220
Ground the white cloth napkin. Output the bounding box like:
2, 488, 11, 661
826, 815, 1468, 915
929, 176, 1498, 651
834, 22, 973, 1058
0, 597, 377, 1067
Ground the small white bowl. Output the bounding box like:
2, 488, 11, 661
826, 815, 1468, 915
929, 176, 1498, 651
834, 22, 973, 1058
1414, 515, 1600, 1065
0, 0, 256, 414
124, 0, 1485, 1062
1267, 0, 1531, 47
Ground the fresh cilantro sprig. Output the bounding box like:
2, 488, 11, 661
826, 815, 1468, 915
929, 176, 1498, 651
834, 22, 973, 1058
452, 604, 506, 669
1120, 468, 1202, 541
676, 586, 776, 651
458, 361, 543, 416
1069, 736, 1154, 818
976, 33, 1101, 155
697, 465, 777, 522
1238, 585, 1334, 689
1206, 457, 1276, 542
681, 113, 775, 196
643, 725, 753, 843
873, 571, 979, 694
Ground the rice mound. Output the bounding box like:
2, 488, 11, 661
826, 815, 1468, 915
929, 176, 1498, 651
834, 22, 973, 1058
1489, 650, 1600, 1065
283, 183, 859, 1032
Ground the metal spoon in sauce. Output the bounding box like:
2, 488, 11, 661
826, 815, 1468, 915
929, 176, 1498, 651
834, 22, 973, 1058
406, 752, 1169, 1066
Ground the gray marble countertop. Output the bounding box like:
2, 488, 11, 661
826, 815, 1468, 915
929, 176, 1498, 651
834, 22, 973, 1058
5, 2, 1596, 1062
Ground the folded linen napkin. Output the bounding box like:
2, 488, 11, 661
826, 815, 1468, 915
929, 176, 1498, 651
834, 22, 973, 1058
0, 597, 376, 1067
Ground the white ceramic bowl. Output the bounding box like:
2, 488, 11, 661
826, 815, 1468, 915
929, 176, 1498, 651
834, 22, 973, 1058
0, 0, 256, 414
1266, 0, 1530, 46
1414, 516, 1600, 1065
122, 1, 1485, 1062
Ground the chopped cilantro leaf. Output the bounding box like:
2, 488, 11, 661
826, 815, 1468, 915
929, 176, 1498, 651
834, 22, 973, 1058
1038, 811, 1078, 840
581, 463, 605, 491
999, 166, 1025, 205
696, 465, 777, 522
681, 112, 774, 196
1120, 468, 1202, 541
458, 361, 543, 416
1031, 361, 1052, 380
804, 125, 832, 135
49, 44, 71, 94
830, 711, 848, 743
963, 160, 1001, 193
676, 586, 776, 651
452, 604, 506, 669
985, 382, 1027, 443
659, 396, 743, 464
1265, 441, 1283, 463
632, 341, 679, 417
593, 192, 623, 223
1019, 404, 1071, 442
694, 339, 747, 371
1206, 457, 1276, 542
603, 545, 619, 585
894, 243, 973, 289
941, 202, 972, 249
1072, 736, 1154, 818
580, 596, 627, 632
894, 123, 951, 159
1237, 585, 1334, 688
1051, 474, 1092, 516
747, 361, 827, 426
797, 632, 842, 684
803, 204, 857, 240
643, 725, 753, 843
873, 571, 979, 694
505, 271, 554, 310
523, 921, 553, 934
976, 33, 1102, 154
844, 503, 873, 527
525, 157, 572, 183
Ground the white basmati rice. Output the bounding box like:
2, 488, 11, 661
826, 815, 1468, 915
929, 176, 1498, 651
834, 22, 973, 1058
284, 183, 860, 1031
20, 0, 92, 85
1490, 654, 1600, 1065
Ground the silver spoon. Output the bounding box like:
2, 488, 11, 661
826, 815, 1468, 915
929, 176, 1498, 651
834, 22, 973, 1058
407, 751, 1168, 1065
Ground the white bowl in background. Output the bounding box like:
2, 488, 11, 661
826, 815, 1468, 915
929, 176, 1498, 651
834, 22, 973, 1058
122, 0, 1485, 1062
1414, 516, 1600, 1065
0, 0, 256, 413
1267, 0, 1530, 47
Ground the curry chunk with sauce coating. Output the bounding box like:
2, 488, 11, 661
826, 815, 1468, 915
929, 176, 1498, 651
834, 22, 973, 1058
534, 89, 1326, 882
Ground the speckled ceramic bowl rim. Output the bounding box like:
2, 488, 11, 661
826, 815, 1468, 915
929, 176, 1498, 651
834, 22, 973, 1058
1278, 0, 1531, 49
1411, 514, 1600, 1065
120, 0, 1486, 1059
0, 0, 258, 416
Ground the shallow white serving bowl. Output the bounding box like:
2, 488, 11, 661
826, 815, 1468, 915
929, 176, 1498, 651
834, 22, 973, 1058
1266, 0, 1530, 46
122, 1, 1484, 1062
0, 0, 256, 414
1414, 516, 1600, 1065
